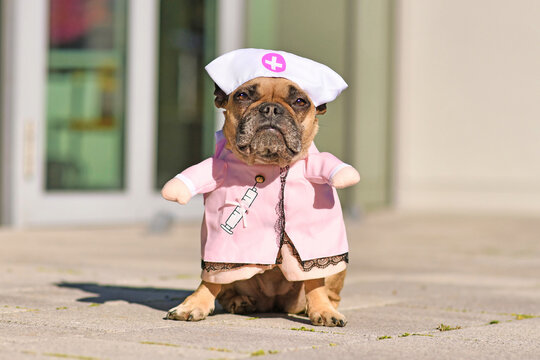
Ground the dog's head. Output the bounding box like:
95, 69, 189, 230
214, 77, 327, 167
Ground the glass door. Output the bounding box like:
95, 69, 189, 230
6, 0, 210, 226
5, 0, 219, 226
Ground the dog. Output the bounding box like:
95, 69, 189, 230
161, 50, 359, 327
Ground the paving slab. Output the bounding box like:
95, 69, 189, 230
0, 212, 539, 359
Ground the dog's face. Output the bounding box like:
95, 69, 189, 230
215, 77, 327, 167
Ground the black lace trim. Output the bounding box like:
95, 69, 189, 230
201, 250, 349, 272
301, 253, 349, 271
280, 236, 349, 272
201, 260, 267, 272
275, 166, 289, 249
201, 165, 348, 273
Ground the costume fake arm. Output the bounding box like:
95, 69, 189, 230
330, 165, 360, 189
161, 157, 227, 205
305, 152, 360, 189
161, 178, 192, 205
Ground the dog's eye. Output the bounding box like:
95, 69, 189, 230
295, 98, 307, 106
236, 92, 249, 100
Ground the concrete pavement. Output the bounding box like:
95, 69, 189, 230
1, 212, 539, 359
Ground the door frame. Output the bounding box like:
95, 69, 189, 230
1, 0, 11, 225
2, 0, 204, 227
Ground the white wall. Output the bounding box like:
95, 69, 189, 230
395, 0, 540, 214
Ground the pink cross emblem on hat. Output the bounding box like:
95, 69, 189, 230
205, 48, 348, 107
261, 53, 286, 73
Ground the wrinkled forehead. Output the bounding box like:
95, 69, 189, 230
232, 77, 312, 101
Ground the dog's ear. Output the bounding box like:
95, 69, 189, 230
214, 83, 228, 108
316, 103, 327, 115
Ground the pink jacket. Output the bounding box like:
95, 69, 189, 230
176, 131, 350, 264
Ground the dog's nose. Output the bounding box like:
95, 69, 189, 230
259, 102, 284, 117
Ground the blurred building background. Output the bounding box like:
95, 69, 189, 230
0, 0, 539, 227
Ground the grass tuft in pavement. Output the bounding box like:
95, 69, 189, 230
290, 326, 315, 332
513, 313, 535, 320
437, 323, 462, 331
140, 341, 180, 347
43, 353, 102, 360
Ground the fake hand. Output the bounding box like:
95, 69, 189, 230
161, 178, 192, 205
331, 166, 360, 189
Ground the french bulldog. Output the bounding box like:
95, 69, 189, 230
161, 77, 359, 327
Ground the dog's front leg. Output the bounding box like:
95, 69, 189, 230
304, 278, 347, 327
166, 281, 221, 321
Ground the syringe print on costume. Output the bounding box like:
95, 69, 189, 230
220, 175, 265, 234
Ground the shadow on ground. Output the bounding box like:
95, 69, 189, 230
239, 313, 313, 325
57, 282, 194, 311
57, 282, 313, 325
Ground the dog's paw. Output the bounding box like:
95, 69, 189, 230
308, 308, 347, 327
223, 295, 257, 314
166, 301, 214, 322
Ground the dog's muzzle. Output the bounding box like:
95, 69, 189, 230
236, 102, 302, 163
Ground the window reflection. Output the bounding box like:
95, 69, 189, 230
46, 0, 127, 190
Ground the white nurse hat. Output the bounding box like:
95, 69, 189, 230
205, 48, 348, 107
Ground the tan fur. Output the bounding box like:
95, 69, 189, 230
167, 281, 221, 321
222, 77, 320, 167
166, 77, 347, 327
